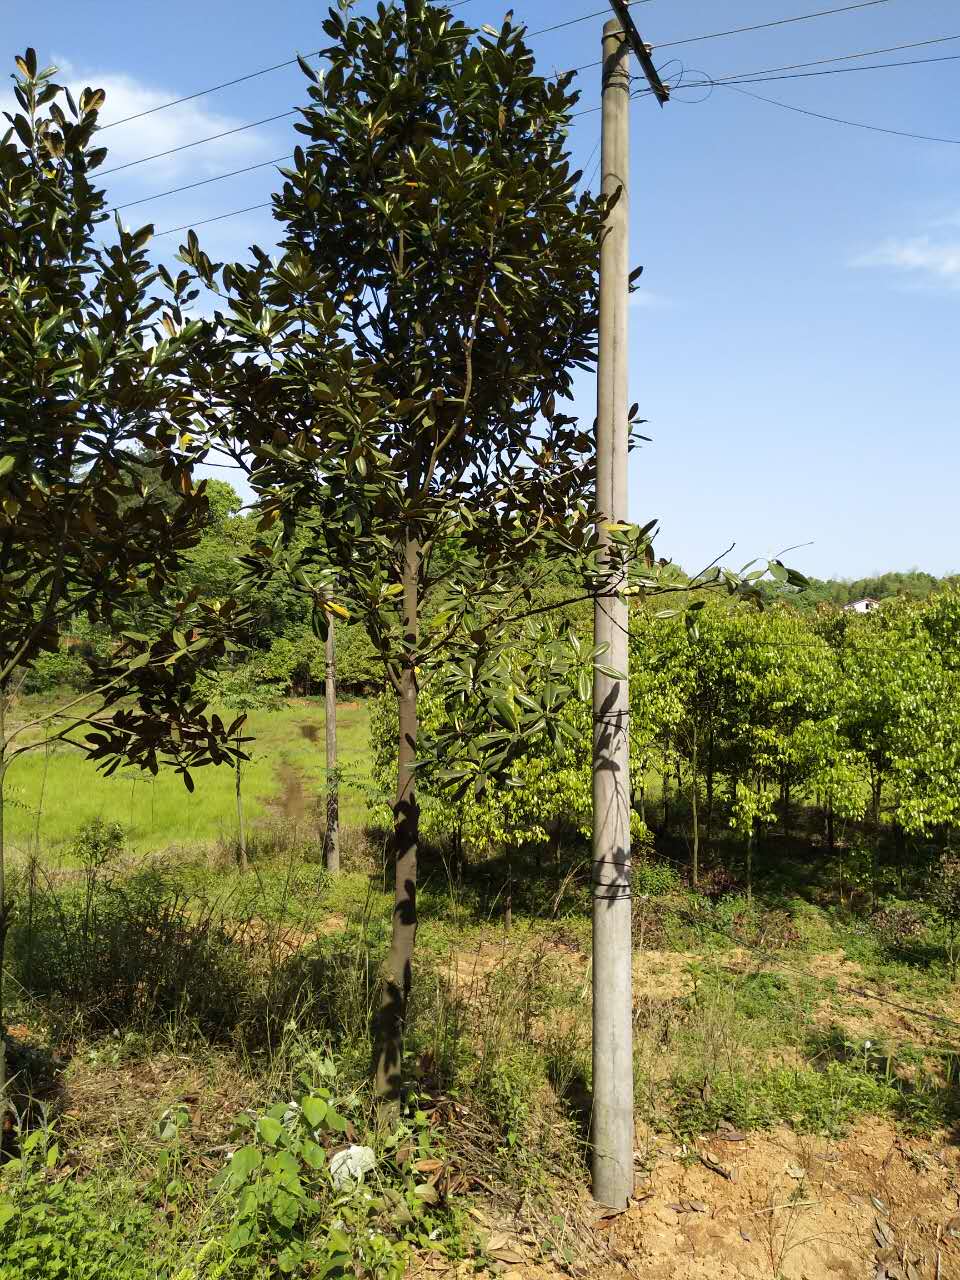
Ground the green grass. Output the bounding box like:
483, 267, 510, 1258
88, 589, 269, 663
7, 818, 960, 1279
3, 697, 373, 861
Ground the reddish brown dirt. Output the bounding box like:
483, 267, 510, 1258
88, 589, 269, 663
426, 1121, 960, 1279
227, 913, 347, 955
605, 1121, 960, 1279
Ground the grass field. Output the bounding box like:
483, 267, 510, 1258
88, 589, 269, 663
3, 695, 374, 862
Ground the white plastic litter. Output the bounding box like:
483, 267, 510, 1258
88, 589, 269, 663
329, 1144, 377, 1188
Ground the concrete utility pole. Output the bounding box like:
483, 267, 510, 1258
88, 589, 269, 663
591, 16, 634, 1211
592, 2, 669, 1211
324, 614, 340, 875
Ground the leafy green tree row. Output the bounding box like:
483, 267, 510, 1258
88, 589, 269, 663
390, 591, 960, 905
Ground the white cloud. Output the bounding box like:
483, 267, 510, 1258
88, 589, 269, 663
852, 235, 960, 288
1, 61, 288, 253
3, 59, 278, 184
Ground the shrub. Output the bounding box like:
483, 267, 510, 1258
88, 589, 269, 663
928, 855, 960, 980
70, 817, 125, 869
868, 900, 924, 945
10, 865, 394, 1064
22, 648, 87, 693
11, 869, 254, 1038
211, 1074, 449, 1277
634, 860, 682, 897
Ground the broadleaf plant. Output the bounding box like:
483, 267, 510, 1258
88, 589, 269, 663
0, 52, 248, 1104
182, 1, 618, 1103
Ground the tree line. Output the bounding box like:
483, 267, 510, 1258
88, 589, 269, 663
377, 591, 960, 909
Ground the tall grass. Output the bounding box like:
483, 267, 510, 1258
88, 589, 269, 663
3, 699, 372, 861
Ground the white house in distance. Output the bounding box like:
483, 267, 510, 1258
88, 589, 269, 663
843, 597, 881, 614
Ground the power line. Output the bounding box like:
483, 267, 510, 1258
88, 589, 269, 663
92, 2, 643, 182
636, 45, 960, 95
99, 112, 297, 176
150, 28, 960, 239
153, 202, 273, 238
578, 136, 602, 193
691, 49, 960, 90
113, 155, 292, 212
133, 17, 960, 235
97, 0, 637, 135
598, 0, 900, 92
92, 7, 935, 180
710, 30, 960, 79
652, 0, 894, 51
97, 55, 321, 133
97, 6, 654, 196
527, 0, 651, 40
727, 83, 960, 146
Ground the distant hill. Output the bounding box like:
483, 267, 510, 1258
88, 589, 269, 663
772, 570, 958, 610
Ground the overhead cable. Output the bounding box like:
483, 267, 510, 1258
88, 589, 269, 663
727, 83, 960, 146
635, 45, 960, 95
153, 202, 273, 237
98, 0, 644, 133
113, 155, 292, 212
95, 4, 921, 175
652, 0, 894, 51
99, 112, 297, 176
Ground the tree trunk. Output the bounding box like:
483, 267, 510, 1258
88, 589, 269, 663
690, 725, 699, 889
235, 745, 247, 873
871, 772, 883, 828
747, 820, 755, 903
661, 759, 670, 833
893, 822, 905, 895
375, 536, 419, 1105
747, 776, 761, 902
705, 725, 715, 842
781, 773, 791, 837
0, 696, 9, 1116
505, 849, 513, 932
826, 800, 835, 853
324, 615, 340, 875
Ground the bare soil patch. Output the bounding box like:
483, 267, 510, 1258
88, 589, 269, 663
605, 1120, 960, 1280
428, 1121, 960, 1279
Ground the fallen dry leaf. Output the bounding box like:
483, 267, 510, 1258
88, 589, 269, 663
490, 1248, 525, 1265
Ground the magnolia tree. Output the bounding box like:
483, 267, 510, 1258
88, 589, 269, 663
0, 52, 247, 1098
183, 2, 630, 1101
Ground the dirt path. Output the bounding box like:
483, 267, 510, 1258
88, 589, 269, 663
272, 760, 307, 822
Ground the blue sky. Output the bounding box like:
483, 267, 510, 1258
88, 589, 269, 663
5, 0, 959, 580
